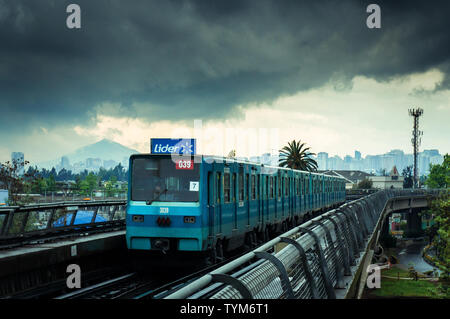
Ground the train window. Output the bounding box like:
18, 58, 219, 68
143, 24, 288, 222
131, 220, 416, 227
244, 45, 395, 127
296, 178, 299, 195
251, 175, 256, 200
277, 176, 281, 198
232, 173, 236, 202
239, 172, 244, 202
131, 156, 200, 202
265, 176, 269, 199
257, 175, 260, 199
245, 174, 249, 201
208, 172, 213, 205
217, 173, 221, 204
270, 176, 274, 199
224, 173, 230, 203
285, 177, 288, 196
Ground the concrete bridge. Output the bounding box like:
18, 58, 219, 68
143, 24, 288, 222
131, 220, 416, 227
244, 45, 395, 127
164, 189, 443, 299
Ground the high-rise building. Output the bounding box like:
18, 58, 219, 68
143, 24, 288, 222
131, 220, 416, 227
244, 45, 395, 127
61, 156, 70, 169
354, 150, 361, 161
11, 152, 24, 176
317, 152, 328, 170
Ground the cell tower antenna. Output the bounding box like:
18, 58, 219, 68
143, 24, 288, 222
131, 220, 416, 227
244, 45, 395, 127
408, 108, 423, 188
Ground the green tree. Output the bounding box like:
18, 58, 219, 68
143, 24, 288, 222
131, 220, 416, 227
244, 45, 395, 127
85, 172, 98, 195
46, 175, 57, 192
425, 154, 449, 189
104, 176, 118, 197
426, 193, 450, 279
357, 177, 373, 189
402, 165, 414, 189
79, 180, 90, 196
279, 140, 318, 171
0, 159, 34, 205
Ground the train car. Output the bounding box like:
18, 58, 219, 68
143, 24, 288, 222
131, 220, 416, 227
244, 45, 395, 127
126, 154, 346, 262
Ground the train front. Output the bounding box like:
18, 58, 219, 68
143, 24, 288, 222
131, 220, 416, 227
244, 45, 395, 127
126, 154, 206, 253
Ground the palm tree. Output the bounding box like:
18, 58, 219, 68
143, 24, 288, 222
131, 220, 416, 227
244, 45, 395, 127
278, 140, 318, 171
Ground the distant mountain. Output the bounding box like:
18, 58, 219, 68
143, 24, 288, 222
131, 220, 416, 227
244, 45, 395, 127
64, 139, 139, 163
37, 139, 140, 170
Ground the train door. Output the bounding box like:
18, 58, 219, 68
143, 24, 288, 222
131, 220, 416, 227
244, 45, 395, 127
275, 175, 280, 220
283, 176, 287, 219
208, 171, 215, 238
246, 173, 250, 226
233, 172, 237, 230
265, 175, 269, 223
288, 176, 292, 218
308, 174, 312, 210
260, 174, 264, 224
292, 176, 296, 216
257, 174, 261, 224
216, 172, 222, 234
236, 168, 247, 231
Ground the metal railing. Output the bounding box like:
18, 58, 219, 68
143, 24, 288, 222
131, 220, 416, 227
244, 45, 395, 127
165, 189, 443, 299
0, 200, 126, 248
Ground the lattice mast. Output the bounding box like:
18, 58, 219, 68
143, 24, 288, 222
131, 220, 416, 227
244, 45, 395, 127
408, 108, 423, 188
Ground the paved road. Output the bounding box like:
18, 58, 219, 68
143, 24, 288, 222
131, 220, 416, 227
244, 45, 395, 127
396, 241, 438, 274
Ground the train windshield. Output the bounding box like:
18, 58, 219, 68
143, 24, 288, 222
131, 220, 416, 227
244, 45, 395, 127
131, 156, 200, 202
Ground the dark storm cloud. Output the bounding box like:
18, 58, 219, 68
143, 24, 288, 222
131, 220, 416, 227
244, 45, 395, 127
0, 0, 449, 133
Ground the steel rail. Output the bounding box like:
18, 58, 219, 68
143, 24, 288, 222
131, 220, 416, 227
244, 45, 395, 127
55, 273, 136, 299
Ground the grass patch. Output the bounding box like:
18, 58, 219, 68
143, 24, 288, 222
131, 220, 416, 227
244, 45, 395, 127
382, 266, 411, 278
370, 278, 448, 298
365, 266, 449, 299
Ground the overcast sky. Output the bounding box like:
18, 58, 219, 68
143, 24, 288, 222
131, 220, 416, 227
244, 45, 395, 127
0, 0, 449, 164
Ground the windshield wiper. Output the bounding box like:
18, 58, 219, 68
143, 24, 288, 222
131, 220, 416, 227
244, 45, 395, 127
146, 188, 168, 205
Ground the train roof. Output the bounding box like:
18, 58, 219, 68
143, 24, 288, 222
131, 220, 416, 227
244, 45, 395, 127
201, 156, 345, 180
131, 153, 346, 181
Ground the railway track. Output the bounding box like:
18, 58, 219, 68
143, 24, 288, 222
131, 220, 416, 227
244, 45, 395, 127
53, 247, 258, 299
55, 273, 145, 299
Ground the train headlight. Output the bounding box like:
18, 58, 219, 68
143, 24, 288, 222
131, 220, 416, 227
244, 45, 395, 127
132, 215, 144, 223
183, 216, 196, 224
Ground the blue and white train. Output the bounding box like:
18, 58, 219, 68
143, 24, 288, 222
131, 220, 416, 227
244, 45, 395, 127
126, 154, 346, 261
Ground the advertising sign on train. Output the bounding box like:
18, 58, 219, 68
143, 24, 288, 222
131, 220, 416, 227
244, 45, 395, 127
150, 138, 196, 155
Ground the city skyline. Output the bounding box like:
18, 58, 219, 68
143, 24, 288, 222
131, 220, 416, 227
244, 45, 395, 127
9, 142, 445, 177
315, 148, 444, 176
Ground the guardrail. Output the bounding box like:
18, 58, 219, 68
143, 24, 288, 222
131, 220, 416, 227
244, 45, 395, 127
164, 189, 443, 299
0, 200, 126, 248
